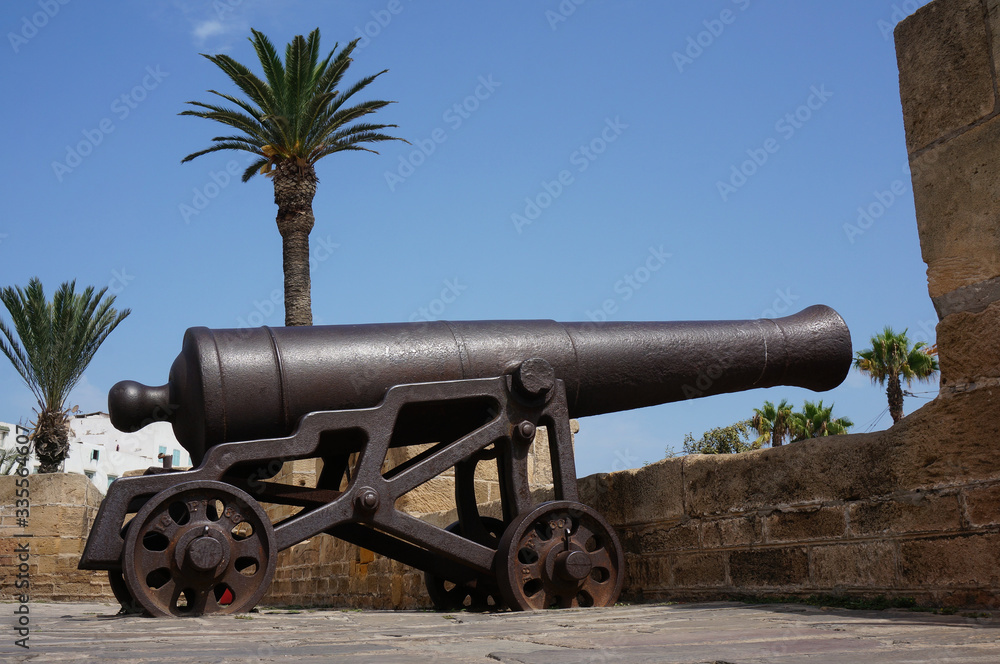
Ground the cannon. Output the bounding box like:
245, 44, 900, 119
80, 305, 851, 616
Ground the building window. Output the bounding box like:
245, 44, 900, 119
84, 470, 95, 480
158, 445, 167, 457
172, 449, 181, 466
107, 475, 117, 488
91, 449, 100, 461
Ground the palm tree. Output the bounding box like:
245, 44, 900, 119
854, 327, 939, 424
751, 399, 793, 447
0, 279, 130, 473
181, 28, 406, 326
789, 400, 853, 441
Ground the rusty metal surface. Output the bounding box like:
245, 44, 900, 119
424, 518, 506, 611
495, 501, 624, 611
122, 481, 276, 617
108, 306, 851, 463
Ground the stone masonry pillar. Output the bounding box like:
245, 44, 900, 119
896, 0, 1000, 391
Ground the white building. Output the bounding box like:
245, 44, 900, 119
0, 413, 191, 493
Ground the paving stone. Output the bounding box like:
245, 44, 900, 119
2, 601, 999, 663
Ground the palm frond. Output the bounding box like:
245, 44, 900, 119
201, 52, 279, 112
241, 157, 271, 182
249, 29, 286, 105
183, 28, 405, 172
0, 278, 129, 415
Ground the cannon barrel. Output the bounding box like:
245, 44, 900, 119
110, 305, 851, 462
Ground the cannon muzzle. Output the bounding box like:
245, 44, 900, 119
110, 305, 851, 462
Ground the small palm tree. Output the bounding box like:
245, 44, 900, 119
181, 28, 406, 326
751, 399, 793, 447
854, 327, 939, 424
790, 400, 853, 441
0, 279, 130, 473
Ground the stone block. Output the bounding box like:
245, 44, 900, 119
765, 507, 846, 543
637, 522, 699, 553
890, 389, 1000, 488
398, 476, 455, 515
729, 548, 809, 588
811, 541, 896, 588
684, 432, 897, 516
579, 458, 684, 526
849, 493, 962, 536
895, 0, 994, 154
965, 483, 1000, 526
32, 536, 59, 556
19, 473, 95, 506
899, 533, 1000, 587
528, 426, 553, 487
907, 117, 1000, 300
671, 553, 727, 588
701, 516, 762, 548
936, 301, 1000, 385
623, 554, 670, 590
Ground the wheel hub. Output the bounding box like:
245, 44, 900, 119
555, 550, 592, 582
185, 533, 225, 573
496, 501, 624, 611
122, 480, 276, 617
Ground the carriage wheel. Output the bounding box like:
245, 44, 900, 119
424, 517, 506, 611
122, 481, 276, 617
495, 501, 623, 611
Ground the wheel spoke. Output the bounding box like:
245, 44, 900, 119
231, 536, 266, 560
123, 481, 276, 617
186, 587, 212, 615
133, 546, 172, 572
497, 502, 623, 611
587, 547, 614, 572
223, 568, 259, 600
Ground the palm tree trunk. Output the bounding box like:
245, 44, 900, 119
887, 374, 904, 423
273, 162, 317, 326
33, 407, 69, 473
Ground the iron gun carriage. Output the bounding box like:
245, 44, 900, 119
80, 305, 851, 616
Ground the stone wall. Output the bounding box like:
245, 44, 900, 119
580, 343, 1000, 608
0, 473, 114, 603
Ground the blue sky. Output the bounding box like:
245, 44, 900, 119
1, 0, 937, 476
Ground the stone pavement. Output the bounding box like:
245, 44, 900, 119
3, 600, 999, 663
